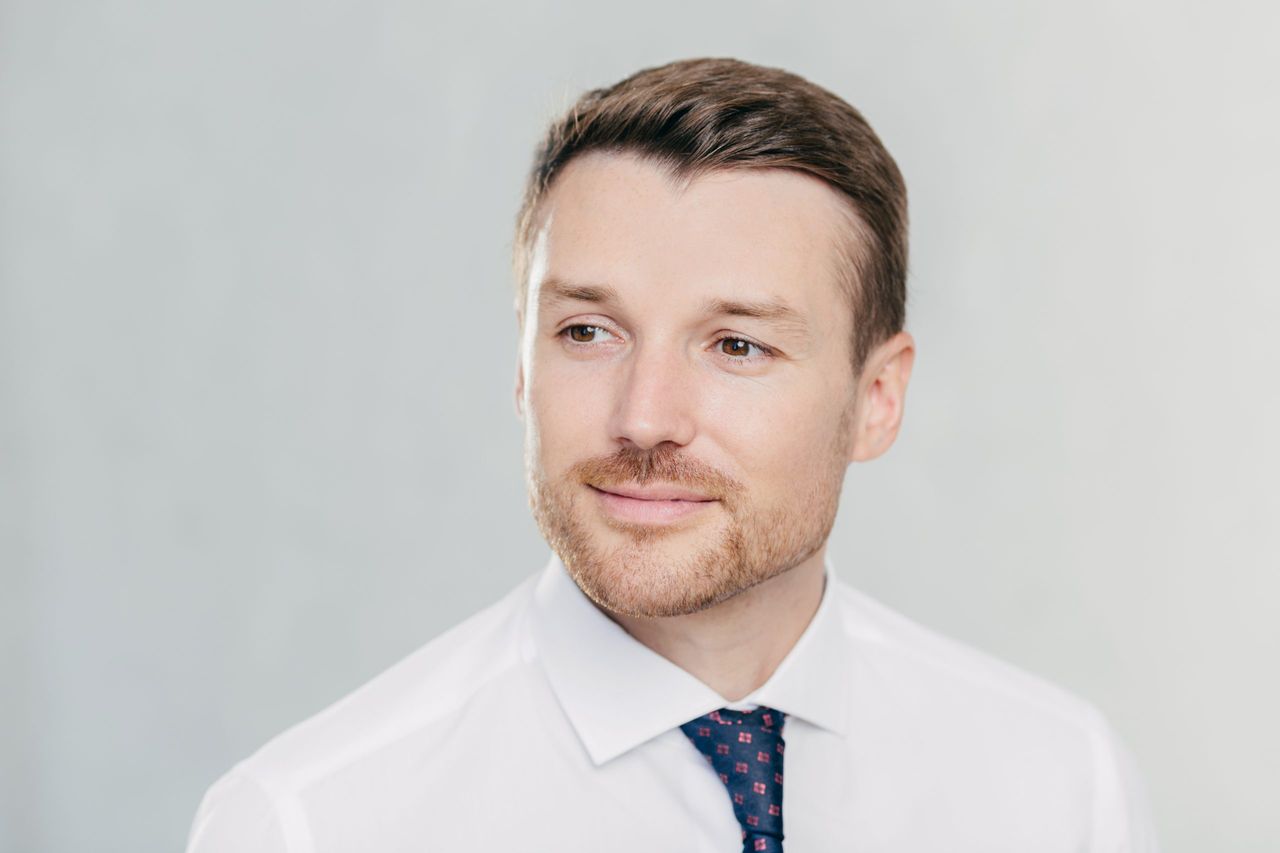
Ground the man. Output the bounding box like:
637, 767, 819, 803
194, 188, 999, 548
186, 57, 1159, 852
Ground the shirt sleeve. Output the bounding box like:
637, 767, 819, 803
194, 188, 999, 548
1087, 710, 1161, 852
184, 767, 292, 853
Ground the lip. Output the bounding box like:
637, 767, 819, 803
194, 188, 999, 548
595, 483, 715, 502
589, 484, 718, 525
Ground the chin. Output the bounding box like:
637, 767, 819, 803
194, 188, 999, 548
562, 530, 760, 619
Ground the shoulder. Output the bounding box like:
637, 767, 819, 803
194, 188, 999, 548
830, 579, 1160, 849
186, 570, 541, 852
833, 578, 1104, 732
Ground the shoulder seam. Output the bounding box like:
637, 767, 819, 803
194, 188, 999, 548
836, 583, 1105, 734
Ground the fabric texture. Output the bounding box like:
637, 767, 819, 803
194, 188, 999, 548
680, 707, 787, 852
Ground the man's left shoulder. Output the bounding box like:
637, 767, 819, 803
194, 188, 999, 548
834, 578, 1109, 736
831, 578, 1159, 849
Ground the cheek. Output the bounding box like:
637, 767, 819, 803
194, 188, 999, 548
702, 385, 840, 482
698, 385, 785, 448
526, 363, 607, 464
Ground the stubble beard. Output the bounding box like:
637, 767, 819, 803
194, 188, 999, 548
525, 411, 852, 619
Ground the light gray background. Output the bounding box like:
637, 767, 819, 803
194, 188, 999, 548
2, 1, 1277, 850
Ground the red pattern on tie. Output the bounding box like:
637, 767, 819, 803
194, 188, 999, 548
680, 707, 787, 853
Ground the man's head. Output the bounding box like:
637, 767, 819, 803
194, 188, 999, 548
512, 58, 914, 619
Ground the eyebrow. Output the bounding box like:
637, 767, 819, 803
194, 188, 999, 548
537, 277, 810, 337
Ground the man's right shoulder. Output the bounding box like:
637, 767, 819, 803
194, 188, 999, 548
185, 569, 542, 853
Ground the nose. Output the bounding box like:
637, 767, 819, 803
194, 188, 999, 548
607, 337, 698, 451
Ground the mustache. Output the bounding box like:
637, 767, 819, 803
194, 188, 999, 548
571, 444, 741, 504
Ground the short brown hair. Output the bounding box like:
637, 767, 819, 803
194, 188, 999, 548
512, 57, 908, 376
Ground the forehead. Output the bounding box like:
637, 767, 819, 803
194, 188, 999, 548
530, 151, 854, 320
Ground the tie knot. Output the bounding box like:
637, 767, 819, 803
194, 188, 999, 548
703, 707, 784, 734
680, 707, 787, 852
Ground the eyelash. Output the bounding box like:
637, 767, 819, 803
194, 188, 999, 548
556, 324, 775, 363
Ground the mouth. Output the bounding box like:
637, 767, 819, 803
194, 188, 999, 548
588, 484, 718, 525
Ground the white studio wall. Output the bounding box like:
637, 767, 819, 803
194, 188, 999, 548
2, 1, 1277, 850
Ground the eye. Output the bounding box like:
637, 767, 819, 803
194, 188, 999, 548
556, 325, 775, 364
559, 324, 616, 344
718, 336, 774, 361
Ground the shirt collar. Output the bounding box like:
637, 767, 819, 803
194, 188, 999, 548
530, 550, 850, 766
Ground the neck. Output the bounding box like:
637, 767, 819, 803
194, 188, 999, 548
608, 548, 828, 702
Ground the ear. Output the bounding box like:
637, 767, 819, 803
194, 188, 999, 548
849, 330, 915, 462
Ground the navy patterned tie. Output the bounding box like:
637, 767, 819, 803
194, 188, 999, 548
680, 707, 787, 853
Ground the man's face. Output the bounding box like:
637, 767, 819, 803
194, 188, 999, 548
516, 150, 863, 619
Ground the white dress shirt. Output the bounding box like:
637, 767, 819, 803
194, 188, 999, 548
186, 552, 1160, 852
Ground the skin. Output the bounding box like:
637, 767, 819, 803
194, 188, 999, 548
514, 150, 915, 701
